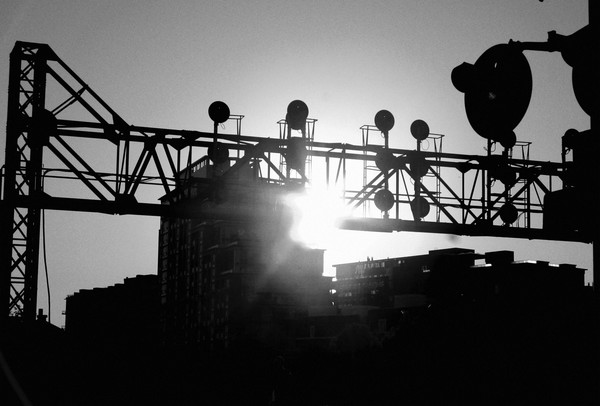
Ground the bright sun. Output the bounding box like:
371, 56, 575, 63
285, 186, 351, 249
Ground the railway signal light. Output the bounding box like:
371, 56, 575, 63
499, 203, 518, 225
286, 100, 309, 134
207, 101, 231, 164
286, 137, 308, 171
410, 196, 430, 220
208, 101, 230, 124
410, 119, 429, 142
374, 110, 395, 134
284, 100, 309, 172
375, 150, 396, 172
374, 189, 394, 212
407, 153, 430, 179
551, 26, 593, 116
452, 44, 532, 149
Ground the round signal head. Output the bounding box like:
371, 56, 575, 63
374, 189, 394, 212
208, 101, 230, 124
499, 203, 518, 224
410, 196, 430, 219
410, 119, 430, 141
374, 110, 395, 133
558, 25, 592, 115
572, 65, 592, 116
451, 62, 477, 93
286, 137, 308, 170
460, 44, 532, 144
490, 163, 517, 187
207, 143, 229, 164
408, 153, 430, 178
287, 100, 309, 130
375, 150, 396, 172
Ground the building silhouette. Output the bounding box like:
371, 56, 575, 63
57, 241, 595, 404
326, 249, 594, 405
157, 156, 333, 350
58, 149, 595, 404
334, 248, 476, 308
333, 248, 587, 335
64, 274, 159, 348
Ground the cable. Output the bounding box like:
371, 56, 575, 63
41, 208, 51, 324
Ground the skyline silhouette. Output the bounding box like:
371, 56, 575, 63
1, 6, 597, 405
3, 247, 595, 405
0, 1, 591, 327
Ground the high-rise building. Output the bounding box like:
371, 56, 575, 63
158, 156, 333, 350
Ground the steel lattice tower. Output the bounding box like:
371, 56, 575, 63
1, 42, 50, 319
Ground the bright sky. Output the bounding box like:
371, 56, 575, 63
0, 0, 590, 327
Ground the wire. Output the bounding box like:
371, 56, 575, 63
40, 173, 52, 323
42, 208, 51, 324
38, 169, 52, 326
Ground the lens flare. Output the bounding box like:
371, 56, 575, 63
285, 187, 350, 249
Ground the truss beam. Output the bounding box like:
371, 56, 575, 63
1, 41, 589, 321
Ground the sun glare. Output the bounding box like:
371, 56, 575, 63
285, 187, 351, 249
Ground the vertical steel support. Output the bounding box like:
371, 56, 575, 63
1, 42, 48, 320
588, 6, 600, 399
590, 0, 599, 297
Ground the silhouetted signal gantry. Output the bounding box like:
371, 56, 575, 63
0, 33, 591, 319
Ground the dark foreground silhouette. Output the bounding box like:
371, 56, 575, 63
2, 294, 599, 406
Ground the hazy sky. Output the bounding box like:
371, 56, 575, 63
0, 0, 590, 326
